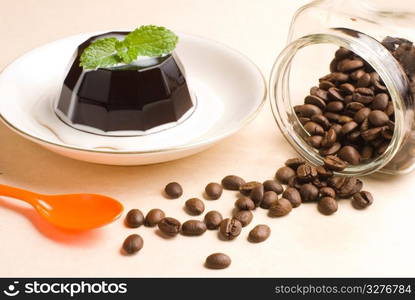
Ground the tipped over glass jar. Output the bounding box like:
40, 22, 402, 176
270, 0, 415, 175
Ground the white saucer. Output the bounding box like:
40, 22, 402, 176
0, 32, 266, 165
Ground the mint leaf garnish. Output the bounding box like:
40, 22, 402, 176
79, 37, 121, 69
79, 25, 179, 69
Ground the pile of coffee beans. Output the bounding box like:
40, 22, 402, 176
121, 158, 374, 269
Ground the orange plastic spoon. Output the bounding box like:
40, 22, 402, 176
0, 184, 123, 230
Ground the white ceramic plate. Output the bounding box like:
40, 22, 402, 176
0, 33, 266, 165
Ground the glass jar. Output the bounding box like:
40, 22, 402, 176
270, 0, 415, 175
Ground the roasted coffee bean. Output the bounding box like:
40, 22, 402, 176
352, 191, 374, 209
205, 253, 231, 269
346, 101, 365, 111
337, 177, 362, 198
319, 80, 335, 90
318, 197, 338, 215
285, 157, 306, 169
376, 141, 389, 155
338, 145, 361, 165
164, 182, 183, 199
339, 83, 355, 94
248, 225, 271, 243
384, 101, 394, 117
368, 110, 389, 127
323, 155, 348, 171
347, 130, 362, 143
282, 187, 302, 208
294, 104, 322, 117
371, 93, 389, 110
260, 191, 278, 209
341, 121, 358, 135
299, 117, 310, 125
319, 186, 336, 198
361, 145, 374, 161
319, 142, 341, 156
125, 209, 144, 228
233, 210, 253, 227
235, 196, 255, 210
307, 135, 323, 148
326, 101, 344, 113
335, 47, 352, 59
263, 180, 283, 194
296, 163, 318, 182
250, 184, 264, 207
122, 234, 144, 254
144, 209, 165, 227
321, 128, 337, 148
361, 127, 383, 141
328, 87, 344, 101
350, 69, 366, 81
185, 198, 205, 215
305, 95, 326, 109
324, 112, 341, 122
220, 218, 242, 240
344, 95, 353, 105
181, 220, 207, 236
356, 87, 374, 96
311, 88, 329, 101
299, 183, 319, 202
304, 121, 325, 135
275, 166, 296, 184
222, 175, 245, 190
239, 181, 261, 196
311, 114, 331, 129
312, 178, 327, 188
158, 217, 181, 237
338, 115, 353, 124
268, 198, 293, 217
353, 92, 373, 104
316, 165, 333, 179
205, 182, 223, 200
356, 73, 371, 87
330, 123, 343, 135
204, 211, 223, 230
287, 176, 302, 189
337, 58, 364, 72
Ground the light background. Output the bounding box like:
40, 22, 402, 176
1, 0, 415, 277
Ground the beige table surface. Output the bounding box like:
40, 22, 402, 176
1, 0, 415, 277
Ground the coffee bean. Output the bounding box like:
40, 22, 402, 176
260, 191, 278, 209
239, 181, 261, 196
316, 165, 333, 179
248, 225, 271, 243
319, 142, 341, 156
346, 101, 365, 111
263, 180, 283, 194
220, 218, 242, 240
339, 83, 355, 94
181, 220, 207, 236
304, 121, 325, 135
233, 210, 253, 227
353, 107, 371, 123
327, 87, 344, 101
324, 112, 341, 122
275, 166, 296, 184
158, 217, 181, 236
250, 184, 264, 207
323, 155, 348, 171
356, 87, 374, 96
296, 163, 318, 182
361, 145, 374, 161
205, 253, 231, 269
337, 177, 363, 198
368, 110, 389, 127
321, 128, 337, 148
337, 59, 364, 72
318, 197, 338, 215
282, 187, 302, 208
338, 115, 353, 124
268, 198, 293, 217
205, 182, 223, 200
338, 145, 361, 165
294, 104, 322, 117
307, 135, 323, 148
330, 123, 343, 135
319, 187, 336, 198
341, 121, 358, 135
326, 101, 344, 113
352, 191, 374, 209
384, 101, 394, 117
164, 182, 183, 199
204, 211, 223, 230
350, 69, 366, 80
185, 198, 205, 215
356, 73, 371, 87
335, 47, 352, 59
327, 176, 346, 191
361, 127, 383, 141
125, 209, 144, 228
222, 175, 245, 190
235, 196, 255, 210
371, 93, 389, 110
311, 114, 331, 129
305, 95, 326, 110
122, 234, 144, 255
353, 92, 373, 104
319, 80, 335, 90
144, 209, 165, 227
284, 157, 306, 169
299, 183, 319, 202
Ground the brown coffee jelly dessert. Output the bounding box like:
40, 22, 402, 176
55, 31, 194, 135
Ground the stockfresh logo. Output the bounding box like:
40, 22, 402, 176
2, 280, 127, 297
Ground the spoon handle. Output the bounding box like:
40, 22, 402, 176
0, 184, 40, 205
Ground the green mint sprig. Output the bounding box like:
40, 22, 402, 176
79, 25, 178, 70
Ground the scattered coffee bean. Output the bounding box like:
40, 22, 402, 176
205, 253, 231, 269
319, 187, 336, 198
318, 197, 338, 215
282, 187, 302, 208
204, 211, 223, 230
222, 175, 245, 190
323, 155, 348, 171
268, 198, 292, 217
239, 181, 261, 196
250, 184, 264, 207
299, 183, 319, 202
181, 220, 207, 236
122, 234, 144, 255
352, 191, 374, 209
233, 210, 253, 227
185, 198, 205, 215
248, 225, 271, 243
275, 166, 296, 184
125, 209, 144, 228
158, 217, 181, 237
144, 209, 165, 227
205, 182, 223, 200
263, 180, 283, 194
235, 196, 255, 210
164, 182, 183, 199
296, 163, 318, 182
219, 218, 242, 240
285, 157, 306, 169
260, 191, 278, 209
